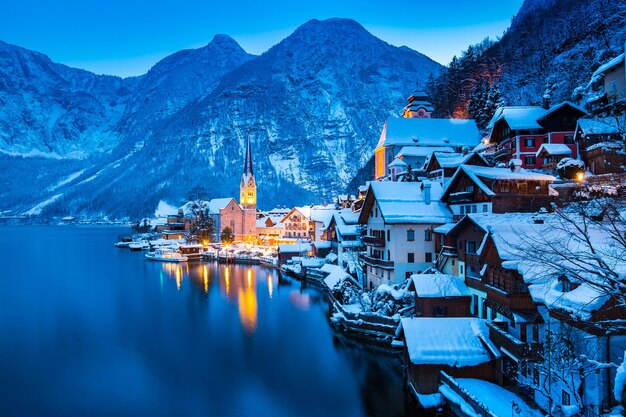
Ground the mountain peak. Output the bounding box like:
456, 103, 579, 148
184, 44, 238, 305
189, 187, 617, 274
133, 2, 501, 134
295, 18, 368, 36
209, 34, 239, 47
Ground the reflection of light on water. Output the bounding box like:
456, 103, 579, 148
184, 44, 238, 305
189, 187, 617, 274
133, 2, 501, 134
247, 269, 252, 288
225, 268, 230, 297
268, 274, 273, 299
289, 290, 311, 310
175, 266, 182, 290
203, 265, 208, 294
237, 286, 258, 335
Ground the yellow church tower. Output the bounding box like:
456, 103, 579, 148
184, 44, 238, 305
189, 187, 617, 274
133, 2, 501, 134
240, 136, 257, 242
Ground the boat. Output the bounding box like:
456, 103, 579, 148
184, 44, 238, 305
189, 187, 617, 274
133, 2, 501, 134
128, 240, 149, 251
145, 248, 188, 262
115, 237, 133, 248
179, 244, 204, 261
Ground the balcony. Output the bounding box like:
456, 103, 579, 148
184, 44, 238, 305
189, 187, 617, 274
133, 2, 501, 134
448, 191, 473, 203
362, 235, 385, 247
359, 253, 394, 269
487, 322, 543, 361
486, 288, 537, 311
493, 145, 510, 159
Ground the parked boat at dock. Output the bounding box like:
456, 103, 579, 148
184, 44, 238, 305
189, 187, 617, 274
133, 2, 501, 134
145, 248, 188, 262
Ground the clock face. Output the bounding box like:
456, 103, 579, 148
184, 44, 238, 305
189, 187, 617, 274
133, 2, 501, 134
417, 110, 425, 117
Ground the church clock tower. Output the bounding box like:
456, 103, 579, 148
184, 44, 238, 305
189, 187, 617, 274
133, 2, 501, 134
240, 137, 257, 242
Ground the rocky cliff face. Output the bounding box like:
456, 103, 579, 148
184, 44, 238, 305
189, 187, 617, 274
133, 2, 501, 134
0, 18, 442, 219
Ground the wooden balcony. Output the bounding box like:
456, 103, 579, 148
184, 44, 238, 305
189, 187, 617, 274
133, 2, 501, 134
448, 191, 473, 203
359, 253, 394, 269
487, 322, 543, 361
486, 287, 537, 311
362, 235, 385, 247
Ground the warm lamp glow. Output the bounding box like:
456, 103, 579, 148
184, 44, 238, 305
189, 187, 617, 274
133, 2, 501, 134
576, 172, 585, 182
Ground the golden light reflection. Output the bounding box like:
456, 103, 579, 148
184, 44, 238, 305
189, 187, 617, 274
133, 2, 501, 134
268, 274, 273, 299
237, 286, 258, 335
203, 265, 208, 294
247, 269, 252, 288
175, 265, 182, 290
225, 268, 231, 297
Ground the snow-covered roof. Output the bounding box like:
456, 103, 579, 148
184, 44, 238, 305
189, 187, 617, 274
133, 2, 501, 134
310, 208, 337, 228
209, 198, 235, 213
433, 222, 456, 234
592, 53, 625, 77
488, 102, 587, 130
364, 181, 452, 224
388, 157, 407, 167
376, 118, 481, 150
278, 243, 312, 253
428, 151, 488, 170
442, 165, 556, 198
576, 118, 621, 135
321, 264, 353, 290
400, 317, 499, 367
410, 274, 471, 298
440, 378, 544, 417
397, 146, 455, 159
535, 143, 572, 157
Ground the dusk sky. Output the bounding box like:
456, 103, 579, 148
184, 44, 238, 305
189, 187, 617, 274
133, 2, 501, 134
0, 0, 524, 77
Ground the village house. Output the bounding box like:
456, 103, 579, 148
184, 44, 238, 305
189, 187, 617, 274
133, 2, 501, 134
440, 162, 556, 220
255, 212, 285, 245
281, 207, 312, 240
486, 100, 587, 169
310, 206, 337, 243
588, 45, 626, 116
324, 208, 363, 272
398, 317, 500, 398
358, 181, 452, 289
574, 117, 626, 175
423, 150, 489, 184
407, 273, 471, 318
374, 91, 481, 180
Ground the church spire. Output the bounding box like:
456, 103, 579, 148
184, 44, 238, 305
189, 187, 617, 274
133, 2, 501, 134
243, 136, 253, 176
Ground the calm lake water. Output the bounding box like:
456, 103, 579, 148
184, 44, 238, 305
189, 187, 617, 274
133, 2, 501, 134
0, 226, 412, 417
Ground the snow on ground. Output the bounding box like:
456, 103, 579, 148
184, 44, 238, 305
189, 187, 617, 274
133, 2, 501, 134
615, 351, 626, 402
0, 148, 65, 159
46, 169, 86, 192
321, 264, 352, 290
24, 194, 63, 216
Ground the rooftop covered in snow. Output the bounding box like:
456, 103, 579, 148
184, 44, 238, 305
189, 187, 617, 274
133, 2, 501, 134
376, 117, 481, 150
409, 274, 471, 298
399, 317, 499, 367
487, 101, 587, 131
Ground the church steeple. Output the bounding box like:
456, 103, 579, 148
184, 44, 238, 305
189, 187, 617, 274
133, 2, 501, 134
240, 136, 257, 209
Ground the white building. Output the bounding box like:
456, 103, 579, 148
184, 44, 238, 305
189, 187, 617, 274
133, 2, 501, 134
358, 180, 452, 288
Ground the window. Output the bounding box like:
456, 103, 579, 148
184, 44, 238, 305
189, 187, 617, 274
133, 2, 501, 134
375, 207, 378, 217
525, 156, 536, 166
460, 206, 465, 215
473, 295, 479, 316
471, 205, 477, 213
407, 229, 415, 241
564, 135, 574, 144
517, 182, 528, 193
425, 252, 433, 263
433, 306, 448, 317
465, 185, 475, 193
466, 205, 471, 214
405, 272, 412, 279
466, 241, 477, 254
408, 253, 415, 263
387, 229, 390, 242
424, 230, 432, 241
562, 390, 571, 407
460, 265, 464, 275
525, 138, 535, 147
482, 204, 488, 213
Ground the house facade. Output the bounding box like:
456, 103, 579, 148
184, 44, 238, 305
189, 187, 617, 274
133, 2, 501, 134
486, 101, 587, 169
358, 181, 451, 288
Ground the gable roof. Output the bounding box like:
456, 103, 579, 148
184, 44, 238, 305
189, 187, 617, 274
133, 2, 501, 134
425, 151, 489, 172
488, 101, 587, 131
359, 181, 452, 224
410, 273, 471, 298
376, 117, 481, 150
400, 317, 500, 367
576, 118, 621, 135
535, 143, 572, 157
441, 165, 556, 199
592, 53, 625, 77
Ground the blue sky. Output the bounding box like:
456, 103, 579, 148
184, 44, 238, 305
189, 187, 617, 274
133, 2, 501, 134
0, 0, 524, 77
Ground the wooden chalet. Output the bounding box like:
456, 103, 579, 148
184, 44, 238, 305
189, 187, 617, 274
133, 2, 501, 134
408, 273, 471, 317
423, 151, 489, 184
440, 163, 555, 220
574, 118, 626, 175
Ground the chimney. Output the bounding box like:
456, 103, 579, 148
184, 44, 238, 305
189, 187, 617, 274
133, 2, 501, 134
421, 181, 432, 205
509, 159, 522, 173
461, 146, 470, 156
542, 92, 551, 110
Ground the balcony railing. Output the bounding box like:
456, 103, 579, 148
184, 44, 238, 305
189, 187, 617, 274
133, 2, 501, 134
487, 322, 543, 361
359, 253, 394, 269
362, 235, 385, 247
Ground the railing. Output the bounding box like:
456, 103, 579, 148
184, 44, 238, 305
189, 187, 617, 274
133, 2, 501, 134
362, 235, 385, 247
359, 253, 394, 268
487, 322, 543, 361
436, 245, 457, 270
493, 145, 510, 158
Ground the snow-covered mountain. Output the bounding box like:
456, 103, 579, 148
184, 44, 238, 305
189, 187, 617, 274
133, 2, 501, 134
0, 18, 442, 219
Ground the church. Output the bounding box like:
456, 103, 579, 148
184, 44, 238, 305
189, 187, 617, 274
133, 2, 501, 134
218, 137, 258, 243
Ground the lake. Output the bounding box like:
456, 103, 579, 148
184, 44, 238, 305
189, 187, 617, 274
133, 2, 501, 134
0, 226, 413, 417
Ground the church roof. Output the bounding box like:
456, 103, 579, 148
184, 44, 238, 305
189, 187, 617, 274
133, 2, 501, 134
376, 118, 481, 150
243, 136, 253, 176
